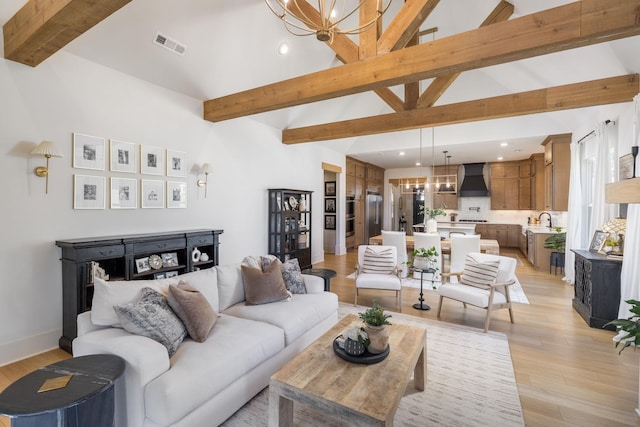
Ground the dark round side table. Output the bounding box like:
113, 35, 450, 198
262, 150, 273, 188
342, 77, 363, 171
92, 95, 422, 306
301, 268, 336, 291
0, 354, 125, 427
411, 267, 436, 311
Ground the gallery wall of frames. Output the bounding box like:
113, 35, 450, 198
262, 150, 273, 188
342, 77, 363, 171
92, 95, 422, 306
71, 132, 187, 210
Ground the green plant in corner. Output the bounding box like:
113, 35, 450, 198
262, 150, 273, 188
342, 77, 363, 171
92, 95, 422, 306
604, 299, 640, 354
358, 301, 392, 326
419, 204, 447, 220
543, 227, 566, 253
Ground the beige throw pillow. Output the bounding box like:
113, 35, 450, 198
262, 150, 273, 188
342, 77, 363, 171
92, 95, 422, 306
241, 259, 290, 305
460, 255, 500, 288
167, 281, 217, 342
361, 247, 395, 274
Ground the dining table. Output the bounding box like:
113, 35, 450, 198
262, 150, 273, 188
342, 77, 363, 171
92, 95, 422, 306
368, 235, 500, 255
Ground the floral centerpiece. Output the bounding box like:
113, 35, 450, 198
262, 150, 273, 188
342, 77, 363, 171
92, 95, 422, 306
419, 205, 447, 233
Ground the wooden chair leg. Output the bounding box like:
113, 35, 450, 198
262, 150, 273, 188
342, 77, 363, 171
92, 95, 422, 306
354, 288, 358, 307
437, 296, 444, 318
505, 287, 515, 323
484, 288, 496, 332
397, 289, 402, 312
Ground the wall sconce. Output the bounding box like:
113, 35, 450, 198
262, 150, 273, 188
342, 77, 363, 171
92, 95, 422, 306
31, 141, 63, 194
196, 163, 211, 198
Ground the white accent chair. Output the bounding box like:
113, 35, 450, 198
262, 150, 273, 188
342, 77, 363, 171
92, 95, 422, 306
354, 245, 402, 312
437, 252, 517, 332
381, 230, 408, 278
448, 234, 481, 278
412, 232, 442, 284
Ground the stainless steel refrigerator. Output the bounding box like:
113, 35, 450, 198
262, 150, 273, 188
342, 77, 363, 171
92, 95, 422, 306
365, 192, 382, 242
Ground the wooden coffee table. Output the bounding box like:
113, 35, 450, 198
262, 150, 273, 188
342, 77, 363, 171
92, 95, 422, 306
269, 314, 426, 426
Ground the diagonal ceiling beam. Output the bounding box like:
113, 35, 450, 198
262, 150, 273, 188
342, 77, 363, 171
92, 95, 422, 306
204, 0, 640, 123
3, 0, 131, 67
417, 0, 514, 108
285, 0, 404, 111
376, 0, 440, 54
281, 74, 639, 143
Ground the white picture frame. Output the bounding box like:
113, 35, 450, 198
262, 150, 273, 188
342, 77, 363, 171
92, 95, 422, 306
73, 133, 105, 170
140, 145, 164, 175
166, 181, 187, 208
141, 179, 165, 208
74, 175, 106, 210
110, 177, 137, 209
110, 140, 136, 173
166, 150, 187, 178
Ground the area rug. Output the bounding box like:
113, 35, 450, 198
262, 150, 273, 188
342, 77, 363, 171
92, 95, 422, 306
222, 304, 524, 426
345, 272, 530, 304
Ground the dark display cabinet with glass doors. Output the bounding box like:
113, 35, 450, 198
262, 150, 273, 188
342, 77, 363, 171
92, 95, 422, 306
268, 189, 312, 269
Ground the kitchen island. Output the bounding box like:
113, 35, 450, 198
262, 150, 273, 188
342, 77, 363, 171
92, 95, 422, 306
412, 222, 476, 238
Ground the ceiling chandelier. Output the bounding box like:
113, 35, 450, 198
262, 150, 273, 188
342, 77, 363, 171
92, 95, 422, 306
265, 0, 393, 42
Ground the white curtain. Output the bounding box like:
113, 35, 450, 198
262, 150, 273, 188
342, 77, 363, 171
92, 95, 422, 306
618, 94, 640, 318
563, 139, 584, 284
589, 122, 618, 240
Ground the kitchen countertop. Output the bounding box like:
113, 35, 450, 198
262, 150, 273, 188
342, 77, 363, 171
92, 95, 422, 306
523, 226, 565, 234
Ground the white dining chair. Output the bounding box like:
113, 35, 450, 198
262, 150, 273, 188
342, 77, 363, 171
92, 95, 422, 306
381, 230, 408, 278
448, 235, 481, 279
411, 232, 442, 284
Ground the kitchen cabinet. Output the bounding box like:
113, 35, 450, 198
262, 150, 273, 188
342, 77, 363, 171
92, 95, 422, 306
347, 156, 384, 247
518, 230, 527, 255
55, 229, 223, 352
542, 134, 571, 211
490, 162, 520, 210
507, 225, 521, 248
572, 249, 621, 330
526, 230, 555, 272
531, 153, 545, 210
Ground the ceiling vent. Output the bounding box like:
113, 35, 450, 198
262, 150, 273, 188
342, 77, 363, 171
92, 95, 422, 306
153, 32, 186, 56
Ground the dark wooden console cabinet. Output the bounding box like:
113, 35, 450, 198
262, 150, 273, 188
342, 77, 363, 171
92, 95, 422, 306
55, 229, 223, 353
572, 249, 621, 330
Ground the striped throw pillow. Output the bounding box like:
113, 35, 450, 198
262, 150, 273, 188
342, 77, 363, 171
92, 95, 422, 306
460, 254, 500, 288
361, 247, 396, 275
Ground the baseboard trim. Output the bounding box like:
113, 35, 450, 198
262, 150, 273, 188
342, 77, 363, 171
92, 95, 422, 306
0, 328, 61, 367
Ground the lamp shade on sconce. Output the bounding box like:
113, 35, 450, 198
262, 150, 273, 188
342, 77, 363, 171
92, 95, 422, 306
197, 163, 211, 198
32, 140, 63, 194
200, 163, 212, 175
31, 140, 63, 158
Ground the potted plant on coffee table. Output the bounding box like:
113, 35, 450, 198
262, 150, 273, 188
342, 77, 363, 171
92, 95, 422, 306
359, 302, 392, 354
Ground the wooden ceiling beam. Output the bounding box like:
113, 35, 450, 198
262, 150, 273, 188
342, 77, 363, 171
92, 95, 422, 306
281, 74, 639, 143
376, 0, 440, 54
203, 0, 640, 123
417, 0, 514, 108
3, 0, 131, 67
281, 0, 404, 112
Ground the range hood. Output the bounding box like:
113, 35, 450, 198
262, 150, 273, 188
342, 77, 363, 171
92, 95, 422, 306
459, 163, 489, 197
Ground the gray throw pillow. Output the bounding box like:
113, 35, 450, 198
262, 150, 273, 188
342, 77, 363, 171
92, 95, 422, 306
241, 259, 291, 305
167, 281, 217, 343
261, 257, 307, 294
114, 287, 187, 356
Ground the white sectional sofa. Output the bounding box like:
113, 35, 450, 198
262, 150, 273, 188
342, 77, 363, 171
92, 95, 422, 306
73, 261, 339, 427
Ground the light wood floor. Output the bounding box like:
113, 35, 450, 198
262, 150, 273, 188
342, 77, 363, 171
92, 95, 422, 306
1, 248, 638, 426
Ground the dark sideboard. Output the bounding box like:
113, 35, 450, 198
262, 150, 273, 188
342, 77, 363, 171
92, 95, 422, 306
572, 249, 621, 330
55, 229, 223, 353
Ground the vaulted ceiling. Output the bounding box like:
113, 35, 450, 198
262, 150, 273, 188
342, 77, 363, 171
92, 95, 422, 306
3, 0, 640, 169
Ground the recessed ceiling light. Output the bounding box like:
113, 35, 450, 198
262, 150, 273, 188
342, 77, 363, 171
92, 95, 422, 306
416, 162, 421, 166
399, 152, 405, 156
500, 142, 508, 147
497, 156, 504, 160
278, 42, 289, 55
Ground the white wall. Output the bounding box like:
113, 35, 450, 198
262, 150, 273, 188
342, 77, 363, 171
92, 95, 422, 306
0, 46, 345, 365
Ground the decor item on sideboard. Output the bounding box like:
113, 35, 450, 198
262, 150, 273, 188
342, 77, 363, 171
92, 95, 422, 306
31, 140, 63, 194
589, 230, 608, 253
358, 302, 391, 355
264, 0, 392, 42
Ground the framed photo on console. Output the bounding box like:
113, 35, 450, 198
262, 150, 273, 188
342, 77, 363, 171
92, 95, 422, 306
589, 230, 608, 253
